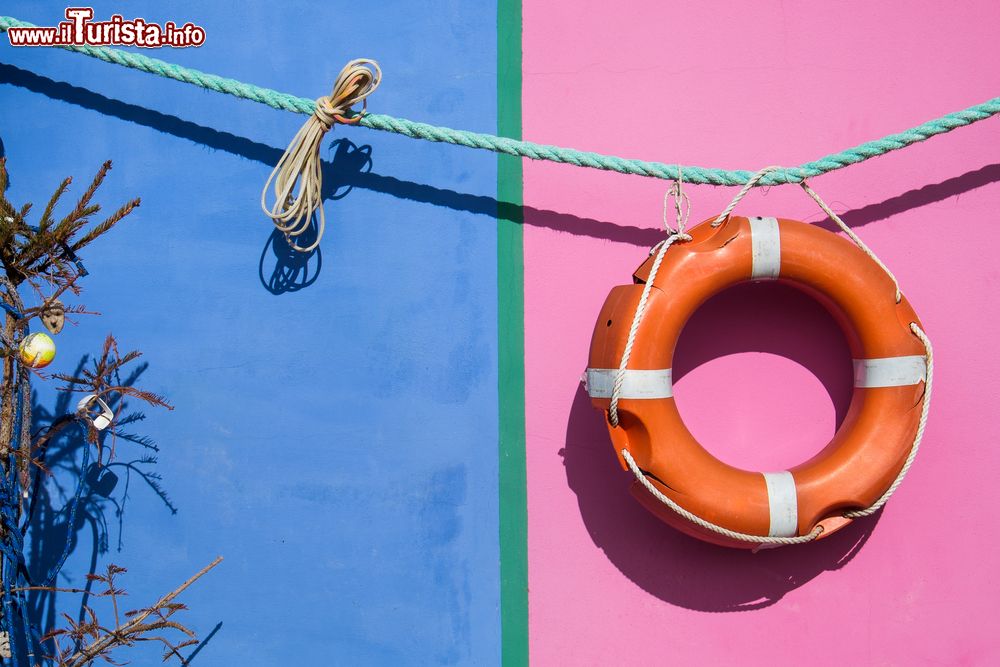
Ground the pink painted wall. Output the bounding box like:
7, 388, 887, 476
522, 2, 1000, 664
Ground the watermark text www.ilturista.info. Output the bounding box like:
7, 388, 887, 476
7, 8, 205, 48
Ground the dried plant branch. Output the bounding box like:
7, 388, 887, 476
40, 557, 223, 667
0, 159, 139, 286
0, 160, 215, 667
39, 177, 73, 232
70, 162, 109, 216
54, 335, 173, 407
71, 198, 141, 253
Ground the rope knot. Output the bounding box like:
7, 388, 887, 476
711, 165, 787, 227
313, 59, 382, 130
662, 166, 690, 236
262, 59, 382, 252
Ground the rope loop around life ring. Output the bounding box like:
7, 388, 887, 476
585, 214, 932, 548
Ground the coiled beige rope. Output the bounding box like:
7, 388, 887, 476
261, 59, 381, 252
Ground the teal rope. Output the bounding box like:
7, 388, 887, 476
3, 14, 1000, 187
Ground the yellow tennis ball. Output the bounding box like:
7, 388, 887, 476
19, 332, 56, 369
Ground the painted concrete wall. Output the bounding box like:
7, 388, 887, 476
2, 1, 999, 665
2, 1, 500, 664
523, 2, 1000, 665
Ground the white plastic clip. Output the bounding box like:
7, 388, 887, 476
77, 394, 114, 431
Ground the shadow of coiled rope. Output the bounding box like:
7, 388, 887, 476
257, 140, 374, 295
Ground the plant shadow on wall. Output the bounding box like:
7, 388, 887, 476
562, 281, 884, 612
21, 355, 223, 665
0, 153, 223, 663
25, 355, 179, 639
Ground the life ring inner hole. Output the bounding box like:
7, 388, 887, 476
671, 281, 854, 472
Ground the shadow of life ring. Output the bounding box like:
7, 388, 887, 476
586, 215, 931, 549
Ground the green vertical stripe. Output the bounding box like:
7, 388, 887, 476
497, 0, 528, 665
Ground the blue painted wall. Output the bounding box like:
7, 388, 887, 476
1, 1, 500, 663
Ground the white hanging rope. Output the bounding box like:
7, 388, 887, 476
844, 322, 933, 517
261, 59, 381, 252
711, 166, 903, 302
609, 175, 691, 427
608, 233, 689, 426
663, 166, 690, 236
621, 449, 825, 545
710, 165, 784, 226
621, 324, 931, 544
799, 180, 902, 302
611, 170, 934, 545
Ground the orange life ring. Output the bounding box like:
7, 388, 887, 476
586, 215, 930, 548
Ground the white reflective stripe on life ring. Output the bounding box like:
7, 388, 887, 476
585, 368, 673, 399
853, 355, 927, 387
749, 216, 781, 280
762, 470, 798, 537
